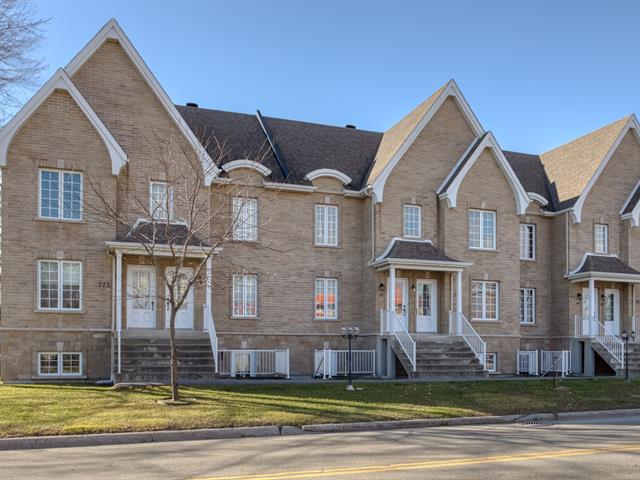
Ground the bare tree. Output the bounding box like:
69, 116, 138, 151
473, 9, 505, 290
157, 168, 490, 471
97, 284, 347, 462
85, 130, 273, 402
0, 0, 47, 122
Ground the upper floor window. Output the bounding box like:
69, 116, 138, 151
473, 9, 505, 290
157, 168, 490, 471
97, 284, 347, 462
232, 197, 258, 241
39, 169, 82, 220
315, 277, 338, 320
520, 288, 536, 324
468, 209, 496, 250
315, 204, 338, 246
38, 260, 82, 311
594, 224, 608, 253
471, 280, 499, 321
149, 181, 173, 220
403, 204, 421, 238
520, 224, 536, 260
232, 274, 257, 318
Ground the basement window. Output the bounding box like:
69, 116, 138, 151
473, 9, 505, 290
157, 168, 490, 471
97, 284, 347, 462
37, 352, 83, 376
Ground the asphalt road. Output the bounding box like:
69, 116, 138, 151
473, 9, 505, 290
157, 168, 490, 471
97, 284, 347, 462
2, 415, 640, 480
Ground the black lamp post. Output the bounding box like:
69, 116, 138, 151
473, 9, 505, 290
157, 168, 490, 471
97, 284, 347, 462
341, 326, 360, 391
621, 329, 636, 382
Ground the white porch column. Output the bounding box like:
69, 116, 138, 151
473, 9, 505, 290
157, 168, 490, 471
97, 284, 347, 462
589, 277, 596, 335
115, 250, 123, 374
456, 270, 463, 335
388, 266, 396, 312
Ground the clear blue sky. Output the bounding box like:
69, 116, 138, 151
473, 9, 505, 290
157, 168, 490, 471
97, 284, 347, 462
32, 0, 640, 153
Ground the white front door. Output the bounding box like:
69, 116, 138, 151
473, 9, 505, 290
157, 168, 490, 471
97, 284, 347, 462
582, 287, 599, 334
127, 266, 156, 329
604, 288, 621, 335
389, 277, 409, 329
416, 279, 437, 333
165, 267, 195, 329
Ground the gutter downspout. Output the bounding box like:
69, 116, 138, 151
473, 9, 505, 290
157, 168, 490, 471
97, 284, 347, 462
106, 250, 116, 384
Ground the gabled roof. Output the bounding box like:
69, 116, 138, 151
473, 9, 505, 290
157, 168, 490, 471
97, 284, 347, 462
176, 106, 382, 189
567, 253, 640, 282
437, 131, 531, 215
503, 151, 553, 208
65, 18, 220, 184
0, 68, 127, 174
116, 220, 209, 247
539, 115, 634, 217
368, 80, 484, 202
369, 238, 472, 271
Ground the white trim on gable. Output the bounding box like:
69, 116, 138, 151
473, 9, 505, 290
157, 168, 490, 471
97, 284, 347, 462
223, 159, 272, 177
570, 115, 640, 223
528, 192, 549, 206
438, 132, 531, 215
304, 168, 352, 186
65, 18, 220, 184
370, 80, 485, 203
0, 68, 127, 175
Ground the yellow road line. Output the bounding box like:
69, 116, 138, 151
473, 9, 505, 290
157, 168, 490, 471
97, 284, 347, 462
192, 443, 640, 480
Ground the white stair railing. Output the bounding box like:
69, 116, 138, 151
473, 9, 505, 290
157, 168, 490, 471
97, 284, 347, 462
203, 304, 218, 373
574, 315, 624, 368
449, 311, 486, 369
380, 309, 416, 371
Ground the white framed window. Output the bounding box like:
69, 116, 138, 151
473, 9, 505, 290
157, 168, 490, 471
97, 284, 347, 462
594, 224, 608, 253
232, 197, 258, 241
520, 224, 536, 260
486, 352, 497, 373
39, 169, 82, 220
403, 204, 421, 238
37, 260, 82, 311
471, 280, 499, 321
232, 274, 257, 318
37, 352, 83, 376
315, 204, 339, 246
315, 277, 338, 320
149, 181, 173, 220
520, 288, 536, 324
468, 209, 496, 250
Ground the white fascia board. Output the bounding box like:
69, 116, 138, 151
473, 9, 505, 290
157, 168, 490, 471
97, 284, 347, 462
571, 115, 640, 223
304, 168, 352, 186
105, 240, 222, 257
0, 68, 127, 175
370, 80, 485, 203
436, 136, 479, 195
262, 182, 317, 193
223, 159, 272, 177
439, 132, 530, 215
528, 192, 549, 206
65, 18, 220, 184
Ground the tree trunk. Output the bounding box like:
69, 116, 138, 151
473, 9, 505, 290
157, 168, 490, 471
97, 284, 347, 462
169, 307, 180, 401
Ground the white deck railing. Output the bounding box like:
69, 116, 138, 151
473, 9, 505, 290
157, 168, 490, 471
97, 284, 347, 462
380, 309, 416, 371
574, 315, 624, 368
218, 349, 290, 378
449, 311, 486, 369
203, 304, 218, 373
517, 350, 538, 375
541, 350, 571, 376
313, 349, 376, 378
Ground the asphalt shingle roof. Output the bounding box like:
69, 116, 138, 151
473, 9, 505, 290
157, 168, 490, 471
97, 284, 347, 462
381, 240, 461, 263
116, 221, 209, 247
575, 255, 640, 276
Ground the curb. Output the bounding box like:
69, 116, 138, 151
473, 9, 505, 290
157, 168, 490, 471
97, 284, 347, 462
1, 408, 639, 451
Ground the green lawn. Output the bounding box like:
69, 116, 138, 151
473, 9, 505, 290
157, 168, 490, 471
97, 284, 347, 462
1, 379, 639, 438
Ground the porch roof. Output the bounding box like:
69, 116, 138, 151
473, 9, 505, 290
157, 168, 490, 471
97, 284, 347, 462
369, 238, 472, 271
567, 253, 640, 283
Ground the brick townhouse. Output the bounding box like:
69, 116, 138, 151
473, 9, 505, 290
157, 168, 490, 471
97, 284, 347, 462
1, 19, 640, 383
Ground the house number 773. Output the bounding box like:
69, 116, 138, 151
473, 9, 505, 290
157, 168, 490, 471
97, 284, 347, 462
97, 282, 111, 288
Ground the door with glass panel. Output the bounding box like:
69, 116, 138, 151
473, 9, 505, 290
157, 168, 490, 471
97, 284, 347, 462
127, 266, 156, 328
165, 267, 195, 329
388, 277, 409, 329
416, 279, 437, 333
603, 288, 620, 335
581, 287, 599, 335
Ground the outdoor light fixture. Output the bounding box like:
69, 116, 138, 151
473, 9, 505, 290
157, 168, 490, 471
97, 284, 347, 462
411, 284, 416, 293
621, 329, 636, 382
576, 292, 582, 304
600, 294, 607, 305
378, 283, 385, 296
341, 326, 360, 391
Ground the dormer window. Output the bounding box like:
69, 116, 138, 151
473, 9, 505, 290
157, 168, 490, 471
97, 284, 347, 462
149, 181, 173, 221
403, 204, 421, 238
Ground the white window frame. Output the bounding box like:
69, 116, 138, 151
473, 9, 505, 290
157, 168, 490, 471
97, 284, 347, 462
232, 274, 258, 318
149, 181, 174, 221
38, 169, 83, 221
520, 223, 536, 260
403, 204, 422, 238
468, 209, 496, 250
232, 197, 258, 241
315, 204, 339, 246
37, 260, 83, 311
315, 277, 338, 320
37, 352, 83, 377
471, 280, 499, 321
486, 352, 497, 373
594, 223, 608, 254
520, 288, 536, 324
